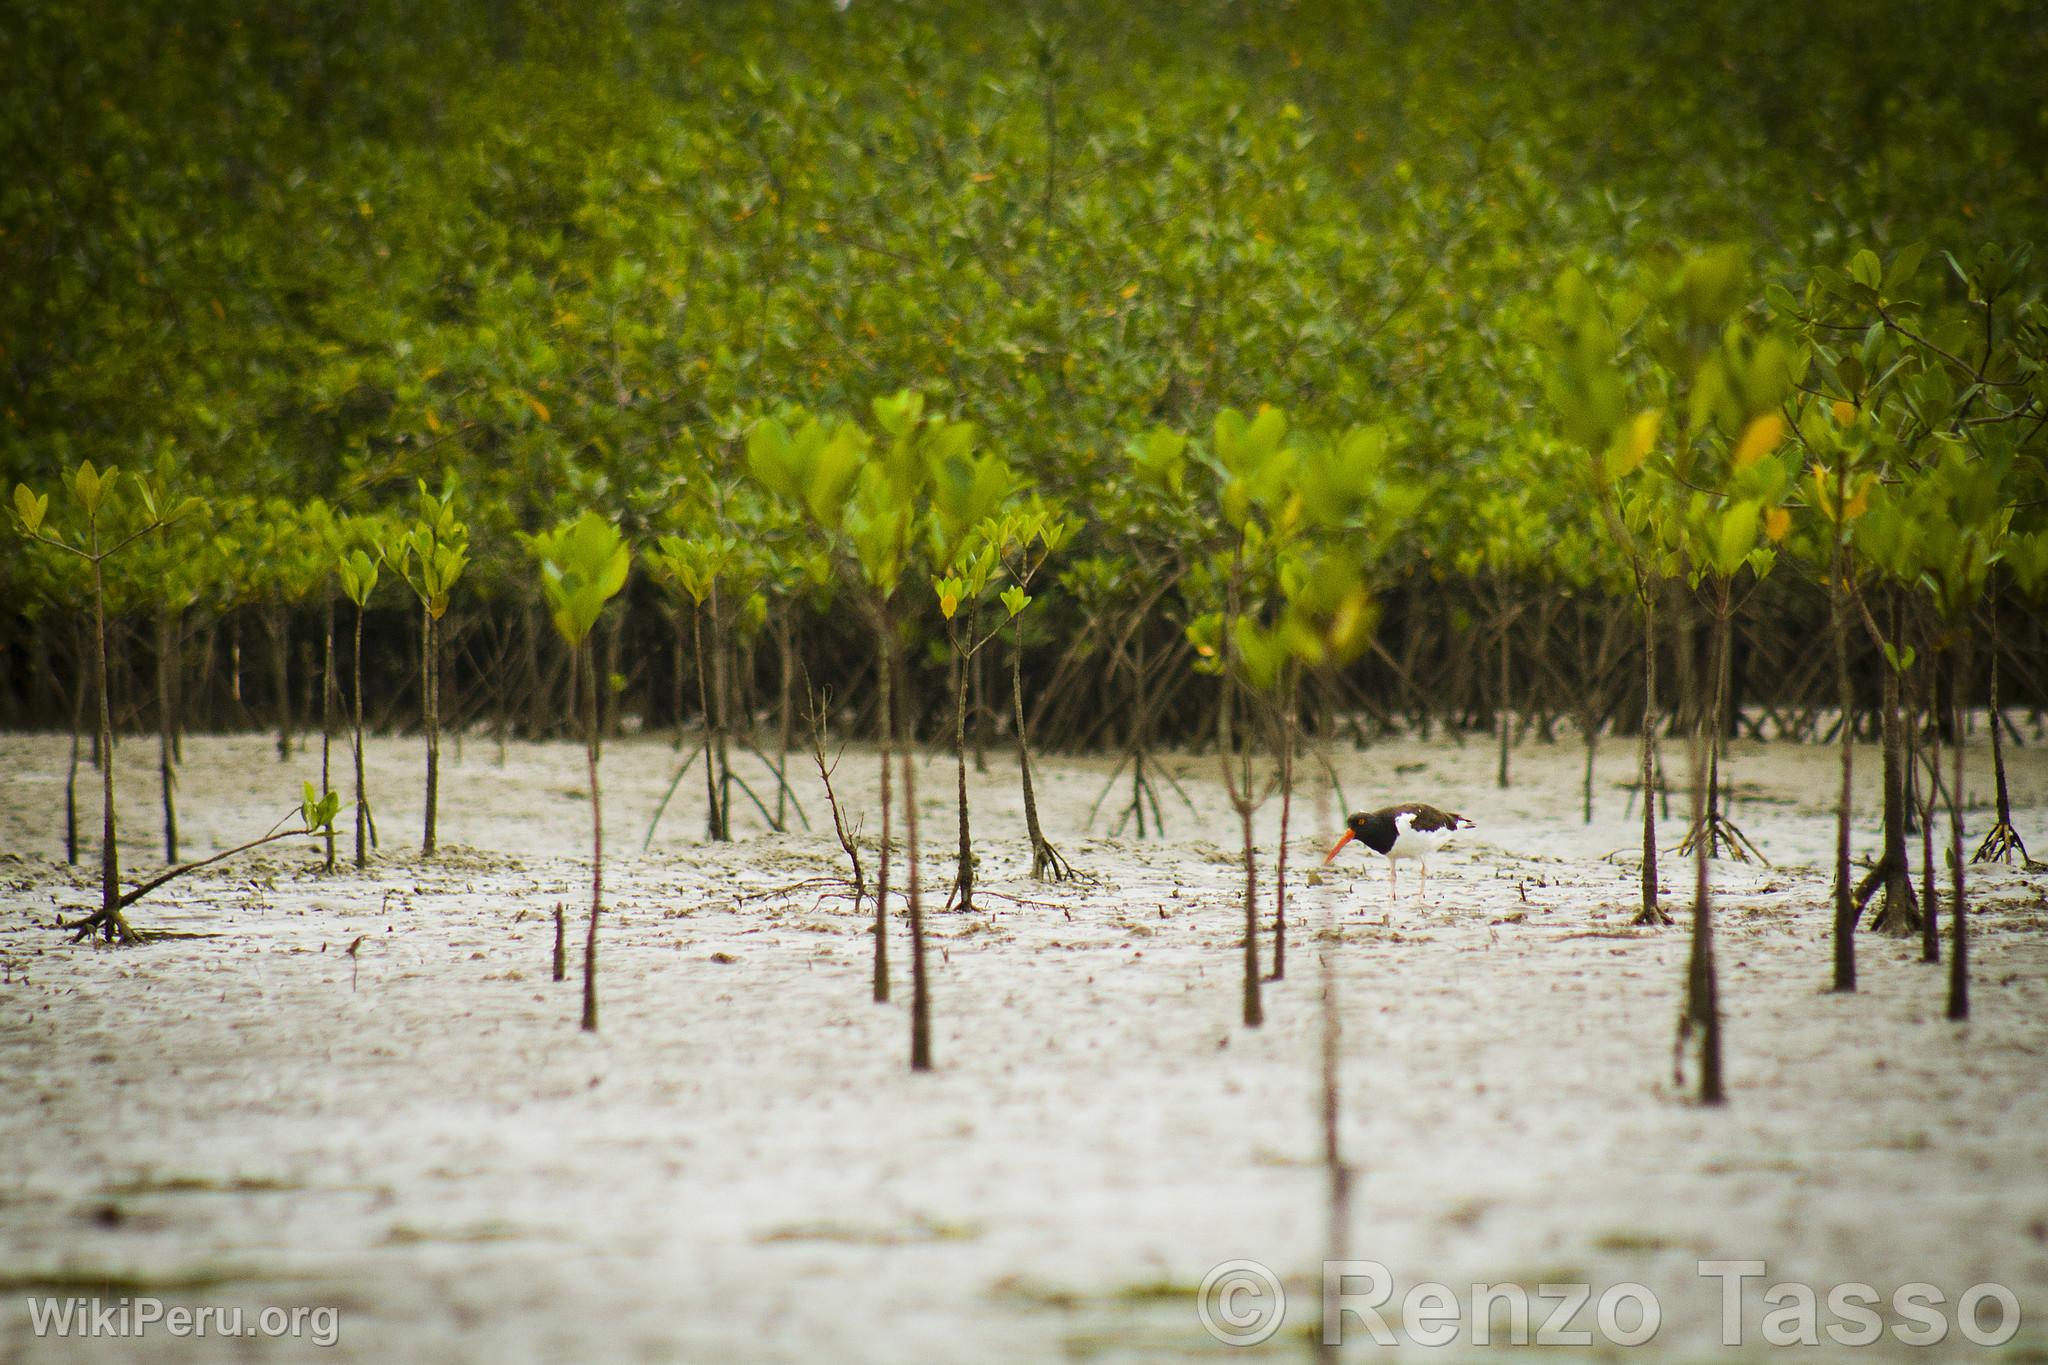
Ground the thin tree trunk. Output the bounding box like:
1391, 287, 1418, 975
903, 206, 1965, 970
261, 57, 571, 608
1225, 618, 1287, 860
906, 735, 931, 1072
873, 611, 893, 1004
712, 585, 734, 835
421, 603, 440, 856
1635, 583, 1668, 924
1273, 674, 1294, 982
90, 554, 134, 942
1874, 592, 1916, 931
951, 624, 974, 914
582, 636, 603, 1033
1946, 637, 1970, 1021
66, 622, 87, 865
1496, 584, 1512, 789
321, 593, 336, 871
1830, 550, 1855, 991
1678, 585, 1723, 1103
156, 606, 179, 864
692, 603, 726, 841
352, 603, 371, 867
270, 603, 292, 761
1012, 617, 1067, 879
776, 610, 795, 830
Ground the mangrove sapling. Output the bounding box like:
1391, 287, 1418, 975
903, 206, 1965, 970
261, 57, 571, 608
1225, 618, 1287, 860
1536, 271, 1673, 924
645, 534, 737, 841
805, 684, 867, 909
528, 510, 631, 1033
1671, 407, 1796, 868
993, 501, 1079, 879
60, 783, 343, 940
746, 391, 951, 1010
12, 462, 206, 944
320, 588, 336, 871
1946, 636, 1971, 1021
385, 479, 469, 859
338, 544, 381, 869
1975, 539, 2048, 864
929, 441, 1016, 915
1778, 377, 1878, 990
1915, 443, 2003, 1021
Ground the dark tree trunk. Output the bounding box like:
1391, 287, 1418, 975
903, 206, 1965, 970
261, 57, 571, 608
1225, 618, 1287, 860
905, 736, 931, 1072
1946, 637, 1970, 1021
321, 594, 336, 872
1012, 617, 1068, 879
691, 602, 727, 841
421, 604, 440, 857
269, 603, 293, 761
352, 602, 371, 868
581, 637, 603, 1033
66, 621, 87, 865
156, 606, 180, 864
1830, 553, 1855, 991
1272, 674, 1294, 982
950, 623, 974, 915
873, 610, 894, 1004
1635, 582, 1670, 924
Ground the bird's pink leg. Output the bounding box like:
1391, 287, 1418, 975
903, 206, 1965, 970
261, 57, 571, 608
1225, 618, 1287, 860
1388, 860, 1398, 903
1420, 861, 1428, 904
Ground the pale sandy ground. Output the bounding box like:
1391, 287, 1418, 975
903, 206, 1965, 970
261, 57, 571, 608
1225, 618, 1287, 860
1, 719, 2046, 1362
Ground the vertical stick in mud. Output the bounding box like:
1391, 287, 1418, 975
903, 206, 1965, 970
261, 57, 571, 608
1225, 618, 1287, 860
321, 594, 335, 872
422, 603, 440, 857
352, 601, 370, 869
692, 603, 724, 841
91, 552, 125, 939
873, 614, 893, 1005
1496, 584, 1512, 789
1637, 582, 1665, 923
553, 903, 567, 982
1830, 542, 1855, 992
157, 606, 179, 863
1677, 586, 1723, 1104
582, 635, 602, 1034
66, 622, 86, 864
950, 622, 974, 914
1946, 638, 1969, 1022
1273, 673, 1294, 982
906, 742, 931, 1072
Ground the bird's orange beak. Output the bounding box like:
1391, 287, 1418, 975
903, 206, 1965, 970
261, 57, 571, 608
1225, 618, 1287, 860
1324, 830, 1354, 865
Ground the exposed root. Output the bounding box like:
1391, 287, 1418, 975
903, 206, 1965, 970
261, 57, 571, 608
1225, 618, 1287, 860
1030, 837, 1074, 882
1674, 813, 1770, 865
57, 906, 144, 946
1630, 903, 1675, 927
1971, 822, 2033, 868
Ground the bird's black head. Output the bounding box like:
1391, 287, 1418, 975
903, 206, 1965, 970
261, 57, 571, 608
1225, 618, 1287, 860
1326, 810, 1397, 862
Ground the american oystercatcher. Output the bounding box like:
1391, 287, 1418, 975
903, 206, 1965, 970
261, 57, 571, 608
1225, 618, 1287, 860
1324, 804, 1476, 903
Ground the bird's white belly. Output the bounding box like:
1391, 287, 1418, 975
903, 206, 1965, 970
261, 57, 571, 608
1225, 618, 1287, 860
1386, 822, 1454, 862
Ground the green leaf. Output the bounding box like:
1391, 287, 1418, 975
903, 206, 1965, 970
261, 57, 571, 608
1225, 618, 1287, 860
13, 484, 46, 535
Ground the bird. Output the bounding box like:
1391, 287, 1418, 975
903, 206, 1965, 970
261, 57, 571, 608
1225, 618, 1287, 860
1324, 804, 1475, 904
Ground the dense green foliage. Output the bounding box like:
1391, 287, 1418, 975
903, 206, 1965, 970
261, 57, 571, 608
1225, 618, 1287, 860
6, 0, 2046, 746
